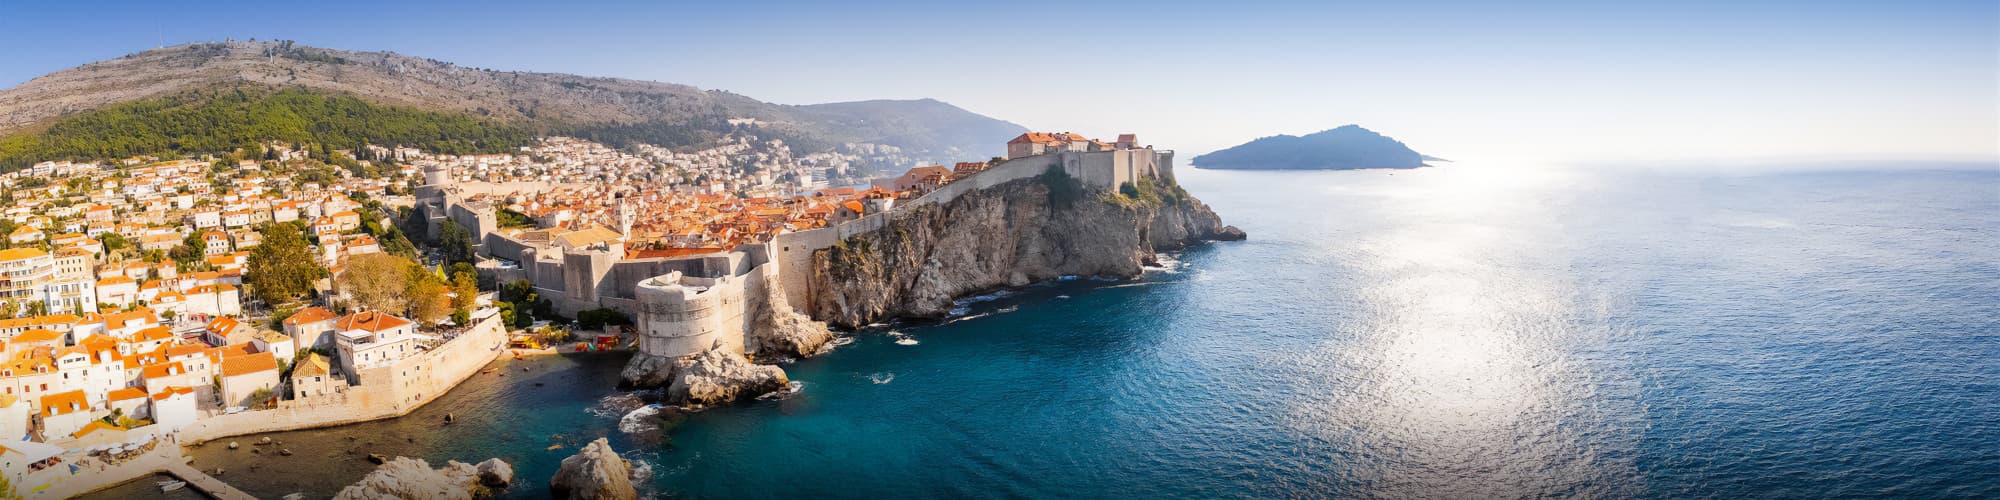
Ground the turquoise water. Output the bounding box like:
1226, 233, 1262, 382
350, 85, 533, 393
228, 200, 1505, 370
177, 165, 2000, 498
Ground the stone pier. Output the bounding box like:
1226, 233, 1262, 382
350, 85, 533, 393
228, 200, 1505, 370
165, 463, 258, 500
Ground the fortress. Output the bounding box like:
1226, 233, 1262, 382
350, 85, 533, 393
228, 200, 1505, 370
433, 134, 1173, 360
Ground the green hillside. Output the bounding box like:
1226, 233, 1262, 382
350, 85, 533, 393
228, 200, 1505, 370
0, 86, 534, 171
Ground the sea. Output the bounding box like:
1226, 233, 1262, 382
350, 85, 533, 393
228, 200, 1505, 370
95, 163, 2000, 498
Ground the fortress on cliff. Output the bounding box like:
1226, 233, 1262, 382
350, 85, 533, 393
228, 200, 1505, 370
431, 133, 1173, 361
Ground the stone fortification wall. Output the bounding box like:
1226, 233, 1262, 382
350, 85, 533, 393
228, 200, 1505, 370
446, 200, 498, 244
632, 271, 749, 358
766, 148, 1168, 311
173, 314, 509, 444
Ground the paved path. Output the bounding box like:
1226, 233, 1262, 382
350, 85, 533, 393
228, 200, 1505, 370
165, 463, 258, 500
34, 443, 177, 499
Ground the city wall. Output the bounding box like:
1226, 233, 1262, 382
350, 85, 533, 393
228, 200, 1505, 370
172, 314, 509, 444
767, 148, 1171, 311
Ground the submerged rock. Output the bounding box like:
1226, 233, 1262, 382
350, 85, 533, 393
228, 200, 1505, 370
335, 456, 508, 499
550, 438, 637, 500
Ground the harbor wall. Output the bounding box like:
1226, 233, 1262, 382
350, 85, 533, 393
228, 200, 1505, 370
173, 313, 508, 444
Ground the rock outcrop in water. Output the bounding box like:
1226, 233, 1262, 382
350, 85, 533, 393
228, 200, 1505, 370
335, 456, 509, 499
550, 438, 638, 500
622, 345, 790, 405
619, 353, 678, 388
810, 170, 1242, 327
668, 347, 789, 405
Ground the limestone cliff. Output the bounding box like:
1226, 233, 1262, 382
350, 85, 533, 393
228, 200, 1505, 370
745, 269, 835, 359
810, 170, 1243, 327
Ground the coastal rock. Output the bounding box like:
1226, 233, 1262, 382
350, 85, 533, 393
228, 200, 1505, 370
550, 438, 637, 500
745, 268, 834, 359
668, 347, 789, 405
619, 352, 677, 388
810, 172, 1241, 327
476, 458, 514, 488
335, 456, 505, 500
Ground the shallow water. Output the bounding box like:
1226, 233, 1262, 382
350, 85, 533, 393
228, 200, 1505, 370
124, 165, 2000, 498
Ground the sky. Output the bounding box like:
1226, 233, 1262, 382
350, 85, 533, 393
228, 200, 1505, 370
1, 0, 1994, 164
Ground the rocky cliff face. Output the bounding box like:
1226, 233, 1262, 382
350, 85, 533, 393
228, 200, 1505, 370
745, 269, 835, 359
810, 172, 1243, 327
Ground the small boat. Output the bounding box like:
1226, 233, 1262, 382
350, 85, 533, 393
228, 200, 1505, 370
160, 481, 187, 492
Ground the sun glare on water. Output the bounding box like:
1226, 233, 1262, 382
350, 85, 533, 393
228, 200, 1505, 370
1283, 162, 1640, 496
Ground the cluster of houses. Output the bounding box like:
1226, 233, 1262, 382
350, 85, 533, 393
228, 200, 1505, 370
0, 129, 1149, 488
472, 132, 1144, 259
0, 151, 477, 488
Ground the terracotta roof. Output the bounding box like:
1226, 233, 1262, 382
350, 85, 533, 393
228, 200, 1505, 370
150, 385, 194, 401
336, 310, 412, 332
283, 307, 337, 326
140, 362, 187, 379
134, 326, 176, 343
13, 328, 62, 344
40, 389, 88, 416
0, 247, 46, 261
293, 352, 331, 378
223, 342, 260, 357
219, 351, 277, 377
555, 226, 624, 248
205, 316, 240, 335
73, 420, 121, 438
107, 387, 147, 402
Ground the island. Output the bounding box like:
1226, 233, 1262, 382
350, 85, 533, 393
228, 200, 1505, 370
1192, 125, 1431, 170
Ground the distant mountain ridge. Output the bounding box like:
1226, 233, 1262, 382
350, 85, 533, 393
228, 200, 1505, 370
0, 40, 1025, 165
1193, 125, 1428, 170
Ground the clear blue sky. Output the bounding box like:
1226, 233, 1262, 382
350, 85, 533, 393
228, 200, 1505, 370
2, 0, 1993, 163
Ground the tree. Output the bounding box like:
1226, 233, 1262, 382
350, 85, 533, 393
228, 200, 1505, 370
99, 232, 129, 253
247, 221, 324, 305
339, 253, 411, 315
405, 266, 452, 327
170, 230, 206, 266
450, 271, 479, 315
438, 219, 476, 266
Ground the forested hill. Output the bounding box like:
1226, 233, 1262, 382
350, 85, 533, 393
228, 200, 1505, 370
0, 87, 534, 169
0, 40, 1026, 171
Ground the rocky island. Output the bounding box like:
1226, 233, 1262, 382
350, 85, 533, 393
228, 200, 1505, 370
1193, 124, 1432, 170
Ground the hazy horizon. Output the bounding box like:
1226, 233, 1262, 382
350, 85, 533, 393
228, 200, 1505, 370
3, 1, 1993, 165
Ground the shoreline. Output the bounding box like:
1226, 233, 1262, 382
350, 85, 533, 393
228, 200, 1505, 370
42, 317, 511, 498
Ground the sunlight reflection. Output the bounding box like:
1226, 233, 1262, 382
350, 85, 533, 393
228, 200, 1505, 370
1287, 163, 1630, 496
